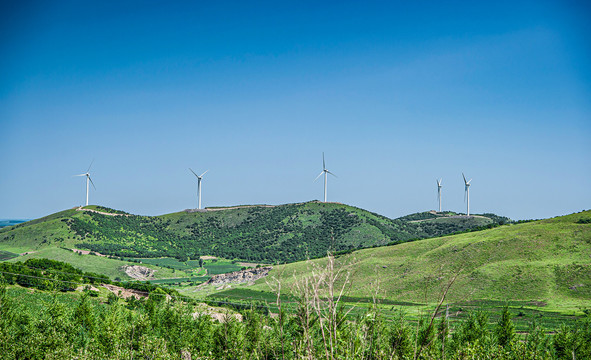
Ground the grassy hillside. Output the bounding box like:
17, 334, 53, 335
0, 202, 509, 263
229, 210, 591, 312
9, 247, 183, 280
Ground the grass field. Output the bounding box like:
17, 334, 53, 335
209, 210, 591, 315
203, 287, 581, 331
5, 247, 184, 280
203, 260, 242, 275
124, 257, 207, 272
124, 257, 240, 276
0, 250, 18, 261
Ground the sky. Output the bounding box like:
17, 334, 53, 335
1, 0, 590, 220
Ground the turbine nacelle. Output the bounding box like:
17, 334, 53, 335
189, 168, 208, 180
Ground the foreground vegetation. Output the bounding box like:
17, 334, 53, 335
1, 275, 590, 359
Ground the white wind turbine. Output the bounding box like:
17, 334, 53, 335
436, 178, 443, 212
314, 152, 336, 203
462, 173, 472, 216
189, 168, 208, 209
74, 161, 96, 207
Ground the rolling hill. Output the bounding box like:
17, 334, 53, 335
0, 202, 509, 264
233, 210, 591, 311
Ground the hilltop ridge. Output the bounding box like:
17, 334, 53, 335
0, 202, 510, 264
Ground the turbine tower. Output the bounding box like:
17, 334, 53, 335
189, 168, 208, 209
436, 178, 442, 212
462, 173, 472, 216
75, 161, 96, 207
314, 152, 336, 202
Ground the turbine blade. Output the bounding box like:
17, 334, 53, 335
74, 174, 86, 177
200, 170, 209, 177
326, 170, 337, 178
86, 159, 95, 173
314, 171, 324, 181
88, 176, 96, 190
468, 179, 472, 184
462, 173, 467, 184
189, 168, 199, 177
322, 152, 326, 170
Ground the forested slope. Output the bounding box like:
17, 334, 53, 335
0, 202, 510, 263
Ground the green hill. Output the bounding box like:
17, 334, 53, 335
0, 202, 509, 264
230, 210, 591, 312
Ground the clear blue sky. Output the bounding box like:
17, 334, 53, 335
1, 0, 590, 220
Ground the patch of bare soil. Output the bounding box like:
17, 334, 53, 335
526, 300, 547, 307
76, 285, 100, 292
237, 262, 260, 268
76, 207, 130, 217
71, 248, 108, 257
192, 303, 243, 322
122, 265, 156, 280
204, 205, 276, 212
195, 267, 272, 290
102, 284, 149, 300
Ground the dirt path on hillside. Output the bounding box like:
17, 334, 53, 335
76, 207, 130, 217
71, 248, 109, 257
409, 214, 490, 223
201, 201, 342, 212
102, 284, 149, 300
204, 205, 276, 211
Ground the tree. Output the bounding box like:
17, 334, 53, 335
496, 305, 515, 348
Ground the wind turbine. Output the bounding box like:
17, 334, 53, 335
314, 152, 336, 202
462, 173, 472, 216
436, 178, 442, 212
74, 160, 96, 207
189, 168, 208, 209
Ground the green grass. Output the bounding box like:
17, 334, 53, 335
220, 210, 591, 314
204, 289, 580, 330
124, 256, 201, 271
0, 250, 18, 261
5, 247, 184, 280
204, 260, 242, 275
5, 287, 89, 316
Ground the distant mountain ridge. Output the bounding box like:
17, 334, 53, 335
0, 219, 29, 229
0, 202, 511, 263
